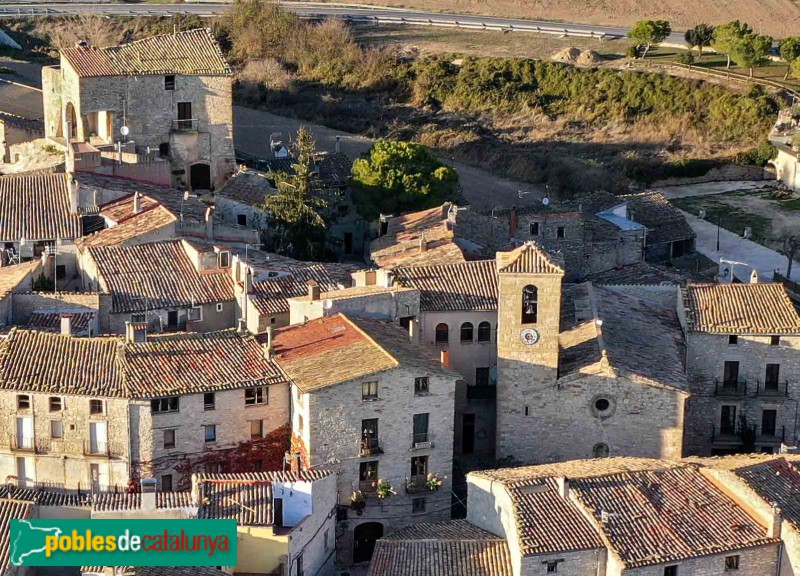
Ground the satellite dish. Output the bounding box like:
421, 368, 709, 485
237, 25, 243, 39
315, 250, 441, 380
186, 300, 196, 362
542, 197, 550, 206
322, 299, 334, 310
120, 126, 130, 137
698, 208, 706, 219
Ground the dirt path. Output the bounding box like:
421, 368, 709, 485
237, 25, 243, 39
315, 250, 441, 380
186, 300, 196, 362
233, 105, 545, 211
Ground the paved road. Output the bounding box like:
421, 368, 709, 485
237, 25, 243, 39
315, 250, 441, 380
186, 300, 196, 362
0, 2, 688, 44
0, 80, 43, 119
233, 105, 544, 211
678, 208, 799, 283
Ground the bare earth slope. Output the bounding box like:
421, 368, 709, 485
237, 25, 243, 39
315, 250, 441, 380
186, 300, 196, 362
336, 0, 800, 38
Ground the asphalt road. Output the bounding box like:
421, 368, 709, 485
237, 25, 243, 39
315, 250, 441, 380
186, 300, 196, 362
0, 2, 688, 44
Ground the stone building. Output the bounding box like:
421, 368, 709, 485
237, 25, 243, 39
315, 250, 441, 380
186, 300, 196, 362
680, 283, 800, 456
370, 457, 786, 576
79, 238, 237, 334
271, 314, 460, 566
42, 29, 235, 190
0, 325, 288, 492
0, 112, 43, 164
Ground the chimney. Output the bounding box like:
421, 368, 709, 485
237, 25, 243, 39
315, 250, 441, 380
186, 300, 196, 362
509, 206, 518, 238
263, 342, 274, 361
124, 321, 147, 344
419, 234, 428, 253
264, 326, 273, 348
190, 474, 202, 506
60, 315, 72, 337
205, 206, 215, 241
244, 268, 253, 294
140, 478, 157, 512
307, 280, 320, 301
556, 477, 569, 499
132, 192, 141, 215
335, 135, 341, 153
408, 318, 418, 342
440, 349, 450, 368
768, 505, 782, 539
68, 176, 79, 214
750, 269, 759, 284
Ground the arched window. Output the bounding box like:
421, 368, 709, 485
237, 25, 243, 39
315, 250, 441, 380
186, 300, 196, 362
435, 323, 449, 344
477, 321, 491, 342
593, 443, 609, 458
522, 285, 538, 324
460, 322, 474, 342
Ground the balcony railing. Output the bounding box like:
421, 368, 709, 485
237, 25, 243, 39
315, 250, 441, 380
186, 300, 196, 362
712, 423, 744, 442
360, 438, 383, 457
171, 118, 199, 132
405, 475, 435, 494
9, 434, 42, 453
755, 380, 790, 397
83, 440, 123, 458
714, 379, 748, 397
410, 432, 434, 450
359, 480, 377, 494
467, 385, 496, 401
755, 426, 785, 443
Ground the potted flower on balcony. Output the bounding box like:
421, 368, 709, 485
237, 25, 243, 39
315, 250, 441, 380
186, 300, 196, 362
350, 489, 366, 514
425, 473, 443, 492
375, 479, 396, 500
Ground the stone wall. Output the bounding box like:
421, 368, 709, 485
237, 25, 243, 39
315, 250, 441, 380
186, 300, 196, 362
286, 474, 337, 576
12, 291, 100, 326
495, 267, 563, 463
303, 366, 455, 565
289, 290, 420, 326
775, 148, 800, 192
522, 373, 687, 463
102, 300, 236, 335
618, 545, 780, 576
0, 120, 43, 163
0, 390, 130, 490
684, 332, 800, 455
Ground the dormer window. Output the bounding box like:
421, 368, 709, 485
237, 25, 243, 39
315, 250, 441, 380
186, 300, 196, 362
522, 285, 538, 324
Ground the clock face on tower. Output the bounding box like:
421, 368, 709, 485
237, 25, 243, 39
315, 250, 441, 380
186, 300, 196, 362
520, 328, 540, 345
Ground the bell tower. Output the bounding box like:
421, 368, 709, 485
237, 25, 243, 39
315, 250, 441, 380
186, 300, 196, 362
495, 242, 564, 462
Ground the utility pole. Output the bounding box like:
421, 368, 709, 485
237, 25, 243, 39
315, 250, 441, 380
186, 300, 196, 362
716, 212, 721, 252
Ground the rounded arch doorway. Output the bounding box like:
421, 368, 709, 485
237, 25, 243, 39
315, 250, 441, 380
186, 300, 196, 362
190, 162, 212, 191
353, 521, 383, 564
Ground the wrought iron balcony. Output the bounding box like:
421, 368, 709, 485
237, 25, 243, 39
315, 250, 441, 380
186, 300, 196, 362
755, 379, 789, 397
711, 424, 743, 442
410, 432, 434, 451
171, 118, 199, 133
9, 434, 44, 454
714, 379, 748, 397
405, 475, 437, 494
755, 425, 785, 443
360, 438, 383, 457
83, 440, 123, 458
358, 480, 377, 494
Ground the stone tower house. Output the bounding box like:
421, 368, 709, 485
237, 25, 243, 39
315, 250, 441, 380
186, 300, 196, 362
495, 243, 564, 462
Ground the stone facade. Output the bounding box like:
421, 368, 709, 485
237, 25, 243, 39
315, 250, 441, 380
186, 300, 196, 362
298, 365, 456, 566
683, 332, 800, 456
42, 59, 235, 190
0, 390, 129, 490
495, 251, 564, 462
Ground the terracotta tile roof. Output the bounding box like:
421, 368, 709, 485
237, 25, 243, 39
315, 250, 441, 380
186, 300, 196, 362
92, 492, 194, 512
621, 191, 696, 245
289, 284, 414, 303
0, 499, 33, 568
472, 457, 680, 483
0, 112, 44, 133
271, 314, 397, 392
731, 457, 800, 530
217, 169, 273, 206
395, 260, 498, 312
586, 261, 701, 285
0, 328, 126, 397
684, 283, 800, 334
77, 204, 177, 249
572, 467, 777, 568
369, 520, 513, 576
497, 242, 564, 275
194, 470, 332, 526
559, 284, 688, 391
62, 29, 230, 78
124, 330, 284, 398
0, 486, 90, 507
0, 173, 82, 241
28, 311, 96, 334
0, 260, 39, 300
250, 264, 350, 316
87, 240, 235, 313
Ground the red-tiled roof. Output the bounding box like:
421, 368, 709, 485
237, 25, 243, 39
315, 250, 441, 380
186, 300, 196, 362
92, 492, 193, 512
572, 467, 777, 568
0, 173, 82, 241
734, 457, 800, 530
250, 264, 347, 316
0, 499, 33, 568
62, 29, 230, 78
0, 328, 126, 397
497, 242, 563, 275
87, 240, 234, 313
395, 260, 497, 311
684, 283, 800, 334
369, 521, 513, 576
28, 311, 96, 334
77, 205, 177, 249
0, 261, 38, 300
124, 330, 284, 397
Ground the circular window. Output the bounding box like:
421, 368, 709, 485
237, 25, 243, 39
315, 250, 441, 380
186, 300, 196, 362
590, 396, 616, 418
595, 398, 610, 412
